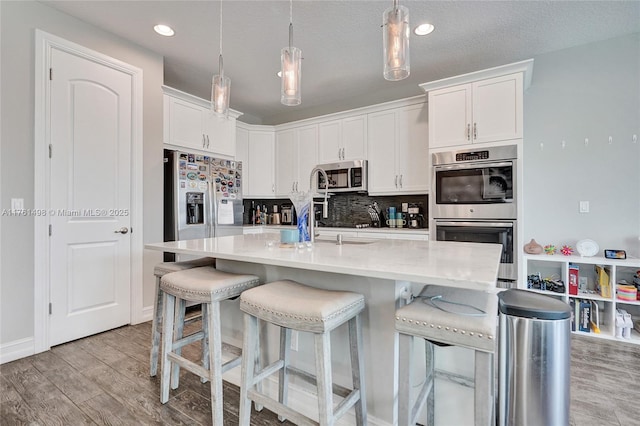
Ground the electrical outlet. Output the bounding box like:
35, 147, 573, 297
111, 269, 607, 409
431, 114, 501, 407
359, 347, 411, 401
579, 201, 589, 213
290, 330, 298, 351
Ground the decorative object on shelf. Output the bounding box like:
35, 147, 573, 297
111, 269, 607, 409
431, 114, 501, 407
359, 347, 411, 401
544, 244, 556, 255
523, 238, 543, 254
576, 239, 599, 257
604, 249, 627, 260
211, 0, 231, 117
281, 0, 302, 106
560, 245, 573, 256
382, 0, 410, 81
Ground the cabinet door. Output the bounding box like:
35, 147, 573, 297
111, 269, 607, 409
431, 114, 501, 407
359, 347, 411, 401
164, 95, 206, 150
318, 120, 342, 163
428, 84, 471, 149
296, 125, 318, 192
275, 129, 297, 196
341, 115, 367, 160
206, 112, 236, 157
367, 110, 398, 194
236, 127, 249, 196
247, 131, 275, 197
472, 73, 523, 144
397, 104, 429, 193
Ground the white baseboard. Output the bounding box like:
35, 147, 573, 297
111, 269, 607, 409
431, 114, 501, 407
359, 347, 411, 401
136, 305, 154, 324
0, 337, 35, 364
222, 359, 390, 426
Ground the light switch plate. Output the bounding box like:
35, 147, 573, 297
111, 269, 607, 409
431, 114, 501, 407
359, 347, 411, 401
11, 198, 24, 210
579, 201, 589, 213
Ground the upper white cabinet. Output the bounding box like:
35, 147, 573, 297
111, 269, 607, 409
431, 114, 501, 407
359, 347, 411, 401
318, 115, 367, 163
237, 124, 276, 198
162, 86, 241, 157
275, 125, 318, 196
367, 103, 429, 195
420, 59, 533, 149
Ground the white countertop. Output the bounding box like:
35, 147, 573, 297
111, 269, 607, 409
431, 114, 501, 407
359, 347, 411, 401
145, 233, 500, 291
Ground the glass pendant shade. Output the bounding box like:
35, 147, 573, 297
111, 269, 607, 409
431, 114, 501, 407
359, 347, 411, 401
281, 46, 302, 106
383, 3, 410, 81
212, 73, 230, 116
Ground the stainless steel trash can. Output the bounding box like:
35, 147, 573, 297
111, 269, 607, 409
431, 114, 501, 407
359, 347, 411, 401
498, 289, 571, 426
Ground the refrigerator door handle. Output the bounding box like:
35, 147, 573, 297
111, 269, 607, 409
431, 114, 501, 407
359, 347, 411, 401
209, 180, 218, 238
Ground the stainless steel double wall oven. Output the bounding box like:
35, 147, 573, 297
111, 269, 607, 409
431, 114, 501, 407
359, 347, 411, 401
432, 145, 518, 286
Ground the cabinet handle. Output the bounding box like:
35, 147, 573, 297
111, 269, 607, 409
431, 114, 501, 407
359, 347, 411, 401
473, 123, 477, 140
272, 184, 275, 193
202, 134, 206, 148
399, 174, 403, 188
207, 135, 210, 148
466, 124, 471, 141
394, 175, 398, 188
292, 182, 295, 192
296, 181, 298, 191
341, 148, 345, 159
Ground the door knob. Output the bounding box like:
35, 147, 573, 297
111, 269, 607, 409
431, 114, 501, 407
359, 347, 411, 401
114, 227, 129, 234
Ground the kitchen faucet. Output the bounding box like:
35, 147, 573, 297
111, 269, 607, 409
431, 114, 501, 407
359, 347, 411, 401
309, 166, 329, 243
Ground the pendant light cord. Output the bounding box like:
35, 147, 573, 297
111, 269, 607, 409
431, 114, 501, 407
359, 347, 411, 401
288, 0, 293, 49
219, 0, 224, 77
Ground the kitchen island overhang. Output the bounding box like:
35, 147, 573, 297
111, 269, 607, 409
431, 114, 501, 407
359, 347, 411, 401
145, 234, 502, 425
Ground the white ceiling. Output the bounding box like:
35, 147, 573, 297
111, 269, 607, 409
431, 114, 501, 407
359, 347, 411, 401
42, 1, 640, 125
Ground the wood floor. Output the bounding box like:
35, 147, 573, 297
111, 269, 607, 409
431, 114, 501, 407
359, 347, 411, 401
1, 321, 639, 425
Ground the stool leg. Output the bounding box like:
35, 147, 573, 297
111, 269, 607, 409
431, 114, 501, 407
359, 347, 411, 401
160, 292, 176, 404
150, 276, 163, 377
254, 319, 263, 412
239, 313, 258, 426
171, 298, 187, 390
398, 332, 414, 426
278, 327, 291, 422
474, 351, 493, 426
348, 314, 367, 425
200, 303, 210, 384
208, 301, 224, 426
425, 341, 435, 426
315, 331, 334, 426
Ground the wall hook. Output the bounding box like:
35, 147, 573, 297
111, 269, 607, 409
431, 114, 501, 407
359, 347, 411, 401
540, 142, 544, 150
608, 136, 613, 144
633, 134, 638, 144
584, 138, 589, 147
561, 140, 566, 149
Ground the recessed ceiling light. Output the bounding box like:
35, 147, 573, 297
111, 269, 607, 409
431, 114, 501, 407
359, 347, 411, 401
414, 23, 435, 36
154, 24, 175, 37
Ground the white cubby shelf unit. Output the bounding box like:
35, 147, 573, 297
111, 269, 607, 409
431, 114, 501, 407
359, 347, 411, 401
522, 253, 640, 345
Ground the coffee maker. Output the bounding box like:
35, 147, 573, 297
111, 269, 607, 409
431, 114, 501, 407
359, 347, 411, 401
407, 204, 424, 228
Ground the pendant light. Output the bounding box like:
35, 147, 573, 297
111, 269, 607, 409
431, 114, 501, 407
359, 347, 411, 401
383, 0, 410, 81
212, 0, 230, 116
281, 0, 301, 106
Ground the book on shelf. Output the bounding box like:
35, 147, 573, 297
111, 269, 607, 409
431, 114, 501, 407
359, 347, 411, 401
570, 299, 576, 331
569, 263, 579, 296
580, 299, 591, 333
595, 265, 611, 298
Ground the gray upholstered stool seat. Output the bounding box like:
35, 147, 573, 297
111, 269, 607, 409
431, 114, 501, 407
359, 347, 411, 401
239, 280, 367, 426
159, 266, 260, 426
395, 285, 498, 426
150, 257, 216, 377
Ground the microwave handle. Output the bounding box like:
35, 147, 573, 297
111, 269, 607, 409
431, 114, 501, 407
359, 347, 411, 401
436, 221, 514, 228
434, 161, 513, 171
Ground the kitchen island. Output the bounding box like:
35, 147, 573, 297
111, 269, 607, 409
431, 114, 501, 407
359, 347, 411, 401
145, 233, 501, 425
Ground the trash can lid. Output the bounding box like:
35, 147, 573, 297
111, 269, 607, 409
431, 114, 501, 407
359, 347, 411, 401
498, 289, 571, 320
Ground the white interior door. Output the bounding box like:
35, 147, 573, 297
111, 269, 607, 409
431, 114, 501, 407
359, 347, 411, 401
48, 47, 132, 346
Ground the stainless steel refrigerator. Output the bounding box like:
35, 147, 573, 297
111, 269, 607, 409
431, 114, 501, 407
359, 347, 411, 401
164, 149, 243, 260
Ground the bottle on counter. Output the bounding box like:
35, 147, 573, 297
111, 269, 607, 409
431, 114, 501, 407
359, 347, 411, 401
255, 204, 261, 224
251, 201, 256, 225
261, 205, 267, 225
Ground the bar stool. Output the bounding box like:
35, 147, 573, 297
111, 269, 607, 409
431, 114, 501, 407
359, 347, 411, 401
160, 266, 260, 426
238, 280, 367, 426
395, 285, 498, 426
150, 257, 216, 376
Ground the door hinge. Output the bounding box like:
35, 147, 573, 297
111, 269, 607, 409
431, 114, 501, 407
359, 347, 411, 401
49, 224, 52, 236
49, 68, 53, 80
49, 144, 52, 158
49, 303, 52, 315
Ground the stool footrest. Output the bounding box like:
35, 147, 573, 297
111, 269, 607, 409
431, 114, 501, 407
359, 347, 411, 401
248, 389, 318, 426
221, 355, 242, 374
252, 359, 285, 385
172, 331, 204, 350
333, 388, 360, 421
287, 365, 352, 399
168, 352, 209, 380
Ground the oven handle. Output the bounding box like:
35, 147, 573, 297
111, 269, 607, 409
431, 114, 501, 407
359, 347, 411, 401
436, 221, 514, 228
434, 161, 514, 171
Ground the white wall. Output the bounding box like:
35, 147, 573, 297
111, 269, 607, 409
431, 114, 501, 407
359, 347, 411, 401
0, 1, 164, 353
523, 32, 640, 257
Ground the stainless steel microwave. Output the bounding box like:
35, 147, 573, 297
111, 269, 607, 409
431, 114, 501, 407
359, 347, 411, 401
316, 160, 368, 193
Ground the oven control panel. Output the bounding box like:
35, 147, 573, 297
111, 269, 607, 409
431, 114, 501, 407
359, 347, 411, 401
456, 150, 489, 162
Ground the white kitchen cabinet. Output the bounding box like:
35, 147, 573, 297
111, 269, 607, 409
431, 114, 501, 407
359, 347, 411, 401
275, 125, 318, 196
427, 73, 523, 149
235, 126, 249, 195
245, 129, 276, 198
163, 86, 239, 157
367, 103, 429, 195
318, 115, 367, 163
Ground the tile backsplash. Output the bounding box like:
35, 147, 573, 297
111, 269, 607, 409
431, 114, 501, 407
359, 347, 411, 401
244, 194, 428, 228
